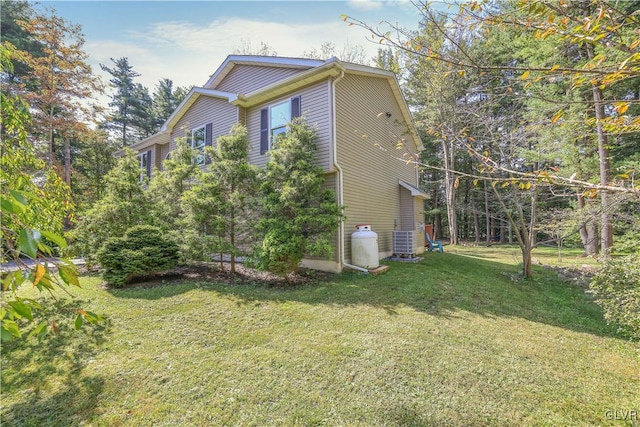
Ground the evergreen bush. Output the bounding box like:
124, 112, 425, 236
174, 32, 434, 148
97, 225, 179, 287
588, 254, 640, 339
255, 119, 343, 280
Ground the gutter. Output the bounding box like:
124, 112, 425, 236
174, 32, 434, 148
331, 69, 369, 274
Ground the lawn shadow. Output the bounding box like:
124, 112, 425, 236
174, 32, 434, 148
245, 254, 617, 338
107, 253, 618, 340
1, 298, 110, 427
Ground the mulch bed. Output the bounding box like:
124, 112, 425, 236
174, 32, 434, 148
98, 262, 334, 289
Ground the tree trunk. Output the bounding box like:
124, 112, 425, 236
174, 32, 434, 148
473, 210, 480, 243
49, 109, 55, 167
592, 83, 613, 257
484, 180, 491, 246
442, 140, 458, 244
586, 43, 613, 257
522, 241, 533, 278
230, 207, 236, 274
577, 193, 598, 256
434, 211, 443, 240
64, 137, 71, 187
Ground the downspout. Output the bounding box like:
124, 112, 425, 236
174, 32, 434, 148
331, 69, 369, 274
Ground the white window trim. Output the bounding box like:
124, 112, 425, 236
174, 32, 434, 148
137, 151, 150, 181
269, 99, 291, 149
191, 125, 206, 166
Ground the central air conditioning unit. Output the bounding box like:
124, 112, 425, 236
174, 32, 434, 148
393, 230, 417, 257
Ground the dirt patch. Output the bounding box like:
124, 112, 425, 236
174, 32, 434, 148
101, 262, 334, 289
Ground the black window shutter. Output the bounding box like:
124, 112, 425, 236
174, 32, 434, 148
291, 96, 301, 119
205, 123, 213, 165
146, 150, 152, 177
260, 108, 269, 155
205, 123, 213, 146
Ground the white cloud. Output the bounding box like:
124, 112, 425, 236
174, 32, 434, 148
84, 15, 391, 109
94, 17, 379, 86
347, 0, 416, 11
347, 0, 384, 10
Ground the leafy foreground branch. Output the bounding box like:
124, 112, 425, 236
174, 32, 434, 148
1, 193, 105, 342
1, 42, 104, 342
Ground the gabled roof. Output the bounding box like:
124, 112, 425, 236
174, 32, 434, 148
204, 55, 324, 89
126, 130, 171, 152
231, 58, 343, 108
160, 88, 237, 132
153, 55, 423, 152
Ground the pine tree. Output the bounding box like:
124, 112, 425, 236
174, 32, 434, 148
72, 149, 152, 262
100, 57, 149, 147
151, 78, 189, 129
148, 137, 199, 240
256, 119, 343, 280
206, 124, 258, 273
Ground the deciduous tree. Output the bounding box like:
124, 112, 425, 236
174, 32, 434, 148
15, 7, 102, 188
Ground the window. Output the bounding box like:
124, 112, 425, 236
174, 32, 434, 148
191, 126, 206, 166
138, 150, 151, 181
260, 96, 301, 155
270, 100, 291, 145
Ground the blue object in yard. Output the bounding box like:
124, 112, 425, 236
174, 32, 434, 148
425, 233, 444, 253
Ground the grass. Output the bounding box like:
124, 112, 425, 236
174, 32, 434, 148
1, 245, 638, 426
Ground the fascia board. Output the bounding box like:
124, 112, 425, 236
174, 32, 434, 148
204, 55, 324, 89
231, 63, 344, 108
160, 88, 237, 132
127, 131, 170, 152
399, 179, 430, 199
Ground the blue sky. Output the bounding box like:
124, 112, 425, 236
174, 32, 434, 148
35, 1, 429, 93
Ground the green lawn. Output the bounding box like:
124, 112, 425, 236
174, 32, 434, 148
2, 245, 638, 426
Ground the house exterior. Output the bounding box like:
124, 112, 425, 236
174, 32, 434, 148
128, 55, 428, 273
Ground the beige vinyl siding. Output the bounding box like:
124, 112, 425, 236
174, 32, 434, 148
159, 143, 170, 168
335, 74, 419, 262
399, 187, 414, 231
170, 96, 238, 151
416, 198, 425, 248
302, 172, 340, 263
216, 65, 308, 94
246, 80, 331, 170
153, 145, 162, 171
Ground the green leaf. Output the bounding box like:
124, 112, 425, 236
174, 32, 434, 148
1, 326, 16, 342
2, 270, 25, 291
27, 321, 49, 342
18, 228, 41, 259
59, 264, 80, 287
9, 189, 28, 205
1, 195, 26, 215
75, 313, 83, 330
40, 230, 68, 249
84, 311, 104, 324
1, 320, 22, 340
7, 299, 33, 321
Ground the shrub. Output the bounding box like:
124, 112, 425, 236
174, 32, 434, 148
588, 254, 640, 339
71, 149, 152, 263
96, 225, 180, 287
255, 120, 343, 280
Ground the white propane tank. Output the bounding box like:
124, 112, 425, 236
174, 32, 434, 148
351, 224, 379, 269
